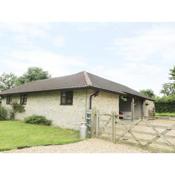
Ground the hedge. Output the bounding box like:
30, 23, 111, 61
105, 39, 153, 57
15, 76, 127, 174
155, 95, 175, 113
155, 101, 175, 113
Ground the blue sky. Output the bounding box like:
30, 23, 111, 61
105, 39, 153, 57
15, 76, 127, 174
0, 22, 175, 95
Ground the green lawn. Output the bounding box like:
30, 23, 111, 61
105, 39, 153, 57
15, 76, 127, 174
156, 112, 175, 117
0, 121, 80, 151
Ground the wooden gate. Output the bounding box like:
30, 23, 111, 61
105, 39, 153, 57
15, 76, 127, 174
94, 113, 175, 152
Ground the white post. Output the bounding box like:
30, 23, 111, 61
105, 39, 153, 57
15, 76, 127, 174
80, 122, 87, 140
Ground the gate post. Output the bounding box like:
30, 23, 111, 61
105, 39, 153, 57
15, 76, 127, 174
112, 114, 116, 143
95, 112, 100, 138
131, 97, 135, 121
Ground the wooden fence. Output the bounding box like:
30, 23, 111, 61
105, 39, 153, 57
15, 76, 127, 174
93, 113, 175, 152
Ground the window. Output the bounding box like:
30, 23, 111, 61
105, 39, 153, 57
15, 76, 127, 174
6, 96, 11, 105
60, 91, 73, 105
20, 94, 27, 105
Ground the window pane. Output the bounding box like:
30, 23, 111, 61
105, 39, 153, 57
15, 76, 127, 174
67, 99, 72, 104
61, 91, 73, 105
6, 96, 11, 105
61, 97, 66, 104
20, 94, 27, 105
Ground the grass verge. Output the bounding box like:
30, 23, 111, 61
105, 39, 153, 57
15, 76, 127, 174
0, 121, 80, 151
156, 113, 175, 117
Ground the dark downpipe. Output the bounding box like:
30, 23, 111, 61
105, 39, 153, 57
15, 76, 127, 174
89, 90, 100, 110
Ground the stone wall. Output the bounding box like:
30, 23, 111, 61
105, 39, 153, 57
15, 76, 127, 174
2, 90, 88, 130
1, 89, 120, 129
88, 90, 119, 115
143, 100, 155, 118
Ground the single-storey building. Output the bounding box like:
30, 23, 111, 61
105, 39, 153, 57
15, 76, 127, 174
0, 71, 155, 130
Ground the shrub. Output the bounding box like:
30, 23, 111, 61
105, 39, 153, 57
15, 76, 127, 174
24, 115, 52, 126
155, 95, 175, 113
0, 106, 8, 120
11, 102, 25, 113
10, 102, 25, 120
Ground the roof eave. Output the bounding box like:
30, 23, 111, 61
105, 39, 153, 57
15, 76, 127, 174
0, 86, 90, 96
89, 86, 126, 95
125, 93, 155, 101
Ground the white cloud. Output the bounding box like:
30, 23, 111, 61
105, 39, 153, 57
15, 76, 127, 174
1, 23, 175, 96
77, 26, 98, 32
1, 50, 87, 77
76, 23, 111, 32
0, 23, 52, 49
114, 27, 175, 62
0, 23, 50, 37
53, 36, 65, 47
0, 23, 67, 49
104, 27, 175, 95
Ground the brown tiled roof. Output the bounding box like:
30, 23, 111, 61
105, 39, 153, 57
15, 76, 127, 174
0, 71, 153, 100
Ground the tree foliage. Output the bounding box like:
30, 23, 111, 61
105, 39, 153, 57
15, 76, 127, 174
161, 83, 175, 96
16, 67, 51, 85
169, 65, 175, 80
140, 89, 155, 98
160, 66, 175, 96
156, 65, 175, 112
0, 73, 17, 91
0, 67, 51, 91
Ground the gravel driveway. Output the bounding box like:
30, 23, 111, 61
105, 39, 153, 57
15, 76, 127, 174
7, 138, 148, 153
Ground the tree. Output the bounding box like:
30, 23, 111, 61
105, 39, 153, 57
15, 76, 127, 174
0, 73, 17, 91
140, 89, 155, 98
161, 83, 175, 96
16, 67, 51, 85
169, 65, 175, 80
160, 66, 175, 96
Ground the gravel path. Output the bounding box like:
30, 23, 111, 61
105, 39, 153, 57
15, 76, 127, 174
7, 139, 148, 153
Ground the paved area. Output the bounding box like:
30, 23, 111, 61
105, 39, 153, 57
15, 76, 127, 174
7, 138, 148, 153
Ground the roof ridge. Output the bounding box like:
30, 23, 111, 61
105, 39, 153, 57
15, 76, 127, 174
83, 71, 92, 86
